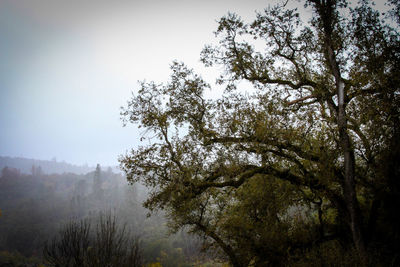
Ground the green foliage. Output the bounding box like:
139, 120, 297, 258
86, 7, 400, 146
0, 250, 42, 266
120, 0, 400, 266
141, 226, 201, 267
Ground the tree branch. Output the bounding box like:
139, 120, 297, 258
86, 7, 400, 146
286, 94, 318, 105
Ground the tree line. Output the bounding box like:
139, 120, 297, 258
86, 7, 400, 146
0, 165, 204, 266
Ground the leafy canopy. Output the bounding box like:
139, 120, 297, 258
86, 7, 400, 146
120, 0, 400, 266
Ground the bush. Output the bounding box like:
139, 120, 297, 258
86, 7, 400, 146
43, 213, 142, 267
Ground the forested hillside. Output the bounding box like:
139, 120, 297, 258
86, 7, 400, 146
0, 165, 206, 266
0, 156, 96, 175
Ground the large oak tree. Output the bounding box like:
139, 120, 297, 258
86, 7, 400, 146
120, 0, 400, 265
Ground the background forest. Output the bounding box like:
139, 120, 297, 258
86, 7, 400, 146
0, 160, 205, 266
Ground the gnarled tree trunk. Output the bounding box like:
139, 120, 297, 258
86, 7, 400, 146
311, 0, 367, 260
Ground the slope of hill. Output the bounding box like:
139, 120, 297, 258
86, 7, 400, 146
0, 156, 95, 174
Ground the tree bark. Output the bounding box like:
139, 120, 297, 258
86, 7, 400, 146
311, 0, 367, 260
195, 222, 244, 267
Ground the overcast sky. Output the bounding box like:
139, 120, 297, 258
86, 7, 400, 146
0, 0, 274, 166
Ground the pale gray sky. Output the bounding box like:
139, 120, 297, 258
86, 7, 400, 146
0, 0, 271, 166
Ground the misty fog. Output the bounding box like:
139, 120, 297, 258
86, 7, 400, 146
0, 159, 206, 266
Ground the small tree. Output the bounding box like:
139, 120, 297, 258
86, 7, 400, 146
92, 164, 102, 197
43, 214, 142, 267
43, 219, 90, 267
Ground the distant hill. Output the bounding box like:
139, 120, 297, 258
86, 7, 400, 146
0, 156, 96, 174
